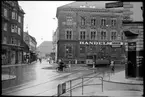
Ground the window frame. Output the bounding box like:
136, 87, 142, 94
12, 11, 15, 19
101, 31, 106, 40
101, 18, 106, 26
3, 22, 8, 31
80, 31, 86, 40
90, 31, 96, 40
81, 17, 85, 26
111, 31, 117, 40
65, 29, 72, 40
4, 8, 8, 18
11, 24, 15, 32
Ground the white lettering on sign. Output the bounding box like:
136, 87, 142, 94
79, 41, 123, 46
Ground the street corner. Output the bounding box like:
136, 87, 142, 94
2, 74, 16, 81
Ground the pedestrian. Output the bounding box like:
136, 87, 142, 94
110, 60, 115, 75
39, 58, 42, 63
59, 59, 64, 71
68, 61, 71, 72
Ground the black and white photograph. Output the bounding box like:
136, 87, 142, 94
1, 1, 143, 96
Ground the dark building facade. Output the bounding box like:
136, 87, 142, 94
2, 1, 26, 65
123, 21, 143, 78
56, 2, 126, 64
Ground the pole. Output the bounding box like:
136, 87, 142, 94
102, 77, 103, 92
70, 80, 72, 96
82, 77, 84, 95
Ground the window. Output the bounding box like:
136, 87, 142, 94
18, 16, 21, 23
17, 40, 20, 46
2, 37, 7, 44
3, 22, 7, 31
81, 17, 85, 25
91, 31, 96, 40
11, 37, 14, 44
15, 12, 17, 20
111, 18, 116, 26
11, 24, 15, 32
91, 18, 96, 26
12, 12, 15, 19
66, 30, 72, 40
101, 31, 106, 40
80, 31, 86, 40
15, 25, 17, 33
66, 45, 72, 54
121, 32, 124, 40
4, 8, 8, 18
80, 46, 86, 53
111, 31, 117, 40
66, 17, 73, 25
101, 18, 106, 26
18, 27, 21, 35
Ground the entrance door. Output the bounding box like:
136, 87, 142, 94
127, 51, 136, 77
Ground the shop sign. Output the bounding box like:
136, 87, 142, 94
106, 1, 123, 8
80, 41, 123, 46
128, 42, 136, 51
80, 41, 111, 45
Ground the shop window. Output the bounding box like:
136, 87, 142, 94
80, 46, 86, 53
65, 45, 73, 54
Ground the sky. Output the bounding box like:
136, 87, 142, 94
18, 1, 143, 47
18, 1, 74, 46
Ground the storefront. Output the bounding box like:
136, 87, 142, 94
58, 40, 125, 64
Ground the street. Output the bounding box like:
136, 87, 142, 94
2, 59, 125, 96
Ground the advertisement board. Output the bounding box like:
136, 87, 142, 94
106, 1, 123, 8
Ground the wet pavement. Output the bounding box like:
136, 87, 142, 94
2, 59, 125, 96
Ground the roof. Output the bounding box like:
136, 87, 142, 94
29, 35, 37, 44
56, 1, 123, 18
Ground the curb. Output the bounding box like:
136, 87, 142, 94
2, 61, 37, 68
103, 79, 143, 85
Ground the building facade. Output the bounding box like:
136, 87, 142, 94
2, 1, 26, 65
123, 22, 143, 78
56, 2, 126, 64
29, 35, 37, 62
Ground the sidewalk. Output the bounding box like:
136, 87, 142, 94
1, 61, 37, 81
103, 70, 143, 85
61, 70, 143, 96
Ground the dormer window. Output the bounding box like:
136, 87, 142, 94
89, 6, 96, 8
80, 5, 86, 8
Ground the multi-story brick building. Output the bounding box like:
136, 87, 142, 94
23, 31, 37, 62
2, 1, 26, 65
56, 2, 126, 64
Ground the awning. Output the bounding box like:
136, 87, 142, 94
123, 30, 139, 37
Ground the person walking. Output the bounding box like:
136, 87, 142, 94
39, 58, 42, 63
110, 60, 115, 75
68, 61, 71, 72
